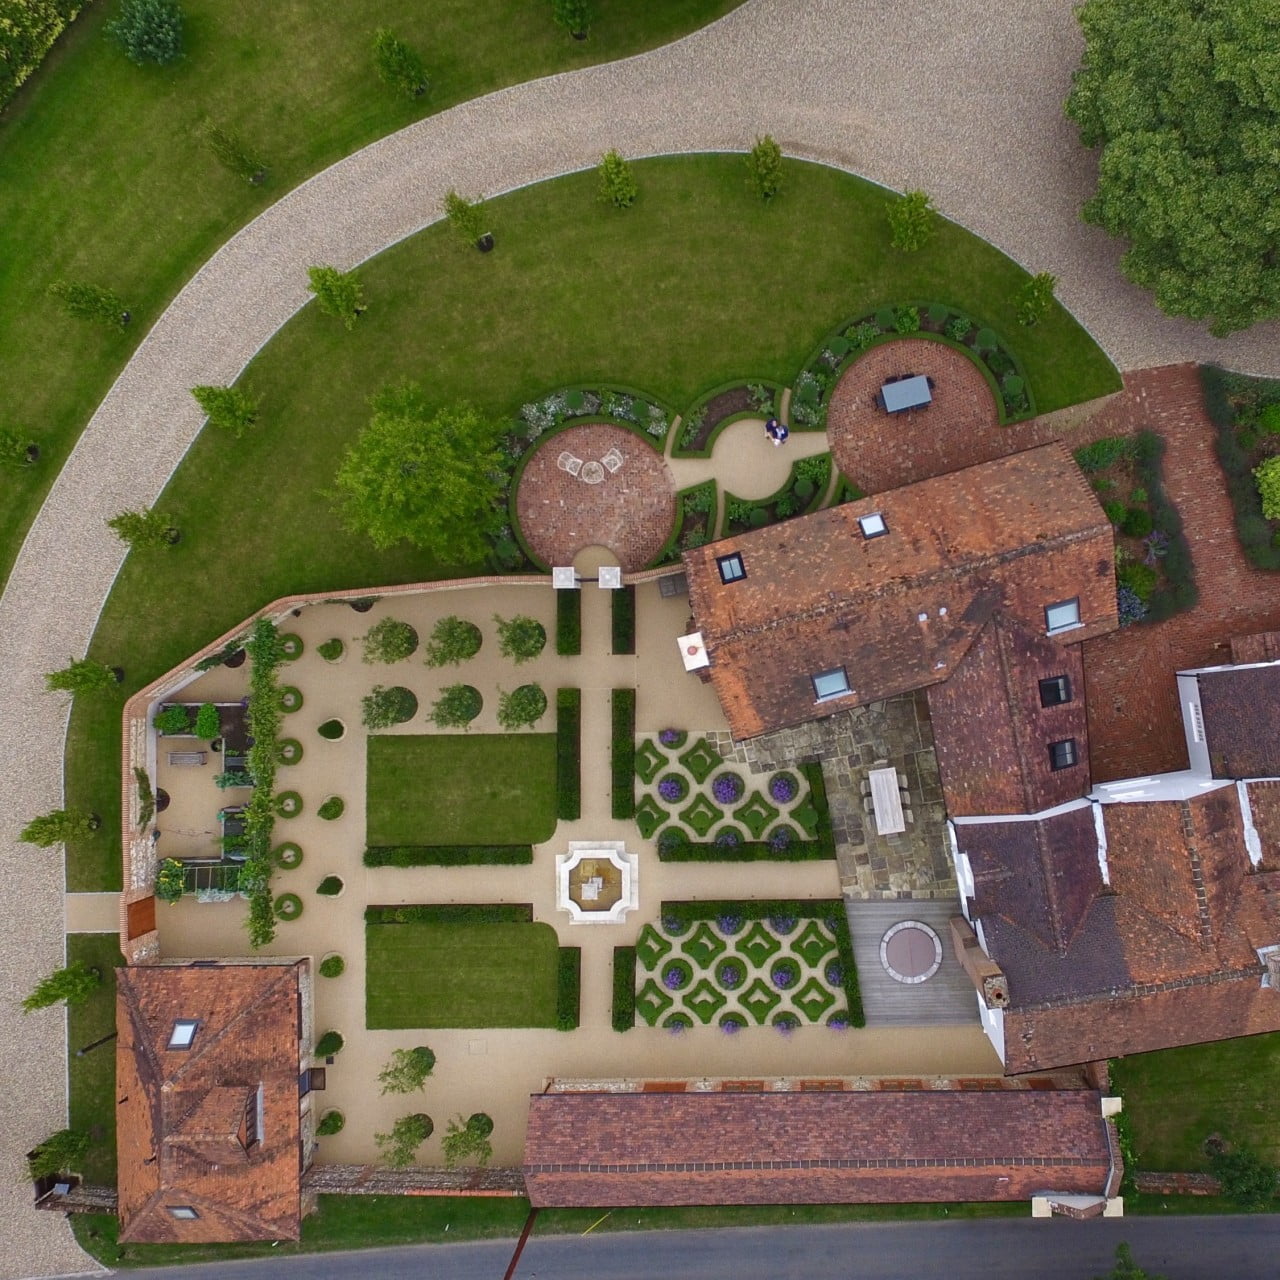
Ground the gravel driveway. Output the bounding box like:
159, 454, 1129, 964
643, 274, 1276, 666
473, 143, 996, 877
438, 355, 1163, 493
4, 2, 1276, 1274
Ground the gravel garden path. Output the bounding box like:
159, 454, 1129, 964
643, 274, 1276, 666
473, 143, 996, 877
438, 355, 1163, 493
4, 1, 1278, 1272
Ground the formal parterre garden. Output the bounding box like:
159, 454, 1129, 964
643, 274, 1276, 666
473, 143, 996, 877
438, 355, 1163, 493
628, 900, 862, 1032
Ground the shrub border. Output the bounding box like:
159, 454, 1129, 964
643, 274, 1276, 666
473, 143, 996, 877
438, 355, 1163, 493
611, 585, 636, 655
611, 688, 636, 819
363, 845, 534, 867
556, 947, 581, 1031
556, 688, 581, 821
366, 903, 533, 925
671, 378, 788, 459
555, 589, 582, 656
612, 946, 637, 1031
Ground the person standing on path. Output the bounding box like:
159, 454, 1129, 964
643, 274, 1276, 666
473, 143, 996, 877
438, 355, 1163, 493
764, 416, 789, 446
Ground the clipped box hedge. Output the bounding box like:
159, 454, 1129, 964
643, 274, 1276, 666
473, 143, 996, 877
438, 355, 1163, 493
556, 589, 582, 656
612, 946, 636, 1031
363, 845, 533, 867
611, 584, 636, 655
611, 688, 636, 819
556, 688, 581, 821
556, 947, 581, 1031
365, 903, 533, 925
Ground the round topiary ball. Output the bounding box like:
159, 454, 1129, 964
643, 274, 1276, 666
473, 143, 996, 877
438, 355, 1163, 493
318, 953, 345, 978
274, 891, 303, 921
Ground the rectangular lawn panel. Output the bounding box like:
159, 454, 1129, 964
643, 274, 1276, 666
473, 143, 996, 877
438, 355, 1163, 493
365, 919, 561, 1029
366, 733, 556, 847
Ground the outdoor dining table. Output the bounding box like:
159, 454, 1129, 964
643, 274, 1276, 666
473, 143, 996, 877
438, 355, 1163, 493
868, 765, 906, 835
881, 374, 932, 413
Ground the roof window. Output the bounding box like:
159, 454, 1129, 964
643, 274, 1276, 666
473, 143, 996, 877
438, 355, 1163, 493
168, 1019, 199, 1050
1048, 738, 1079, 771
168, 1206, 200, 1220
1039, 675, 1073, 707
716, 552, 746, 584
812, 667, 851, 702
1044, 598, 1081, 635
858, 512, 888, 538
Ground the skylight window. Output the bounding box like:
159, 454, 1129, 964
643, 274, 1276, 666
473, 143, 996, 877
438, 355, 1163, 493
812, 667, 851, 702
1039, 675, 1072, 707
1044, 598, 1081, 635
1048, 738, 1079, 771
716, 552, 746, 584
858, 512, 888, 538
168, 1019, 198, 1050
168, 1206, 199, 1220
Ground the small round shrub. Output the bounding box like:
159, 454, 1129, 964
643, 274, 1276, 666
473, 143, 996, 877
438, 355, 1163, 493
658, 728, 688, 748
316, 1110, 345, 1136
767, 826, 795, 854
716, 959, 745, 990
316, 876, 344, 896
317, 638, 345, 662
277, 738, 303, 765
275, 791, 302, 819
318, 796, 345, 821
827, 1013, 850, 1030
318, 954, 345, 978
664, 1012, 692, 1033
274, 891, 303, 921
422, 616, 482, 667
108, 0, 184, 66
771, 957, 801, 990
272, 842, 303, 869
429, 684, 482, 728
362, 617, 419, 663
768, 771, 799, 803
279, 686, 304, 713
495, 614, 547, 664
497, 683, 547, 730
773, 1012, 800, 1034
656, 827, 686, 857
467, 1112, 494, 1138
279, 633, 304, 660
661, 958, 692, 991
661, 913, 690, 936
1121, 506, 1154, 538
656, 773, 688, 803
711, 772, 744, 805
315, 1030, 344, 1057
363, 685, 418, 729
825, 959, 844, 986
720, 1012, 747, 1034
716, 912, 744, 936
715, 827, 743, 849
318, 719, 346, 740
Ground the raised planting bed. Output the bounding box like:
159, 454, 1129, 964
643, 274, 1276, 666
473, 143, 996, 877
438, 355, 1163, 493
367, 734, 556, 846
274, 892, 303, 921
1201, 366, 1280, 571
672, 479, 716, 553
365, 910, 562, 1029
1074, 431, 1196, 623
279, 633, 304, 660
673, 380, 785, 457
792, 302, 1035, 430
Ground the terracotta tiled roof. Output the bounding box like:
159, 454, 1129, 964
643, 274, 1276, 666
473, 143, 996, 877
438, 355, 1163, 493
1195, 664, 1280, 779
683, 444, 1116, 740
523, 1089, 1112, 1207
116, 961, 308, 1243
928, 618, 1089, 816
1229, 630, 1280, 664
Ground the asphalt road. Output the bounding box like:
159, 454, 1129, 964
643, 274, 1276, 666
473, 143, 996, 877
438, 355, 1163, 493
49, 1215, 1280, 1280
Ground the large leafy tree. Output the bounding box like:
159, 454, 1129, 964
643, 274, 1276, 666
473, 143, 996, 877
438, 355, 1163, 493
333, 385, 505, 563
1066, 0, 1280, 336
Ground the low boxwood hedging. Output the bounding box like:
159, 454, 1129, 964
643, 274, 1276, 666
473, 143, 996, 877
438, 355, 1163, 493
556, 947, 581, 1031
660, 898, 865, 1027
365, 903, 533, 925
556, 688, 581, 821
363, 845, 534, 867
1202, 365, 1280, 571
611, 585, 636, 655
556, 590, 582, 656
611, 688, 636, 819
612, 946, 636, 1031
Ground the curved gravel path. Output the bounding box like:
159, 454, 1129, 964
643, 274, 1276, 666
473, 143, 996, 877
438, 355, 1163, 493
4, 2, 1278, 1273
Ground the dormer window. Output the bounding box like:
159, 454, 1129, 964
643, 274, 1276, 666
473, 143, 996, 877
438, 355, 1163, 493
858, 512, 888, 538
1045, 598, 1081, 635
168, 1206, 199, 1220
1048, 738, 1079, 771
1039, 675, 1072, 707
168, 1019, 199, 1050
812, 667, 851, 702
716, 553, 746, 584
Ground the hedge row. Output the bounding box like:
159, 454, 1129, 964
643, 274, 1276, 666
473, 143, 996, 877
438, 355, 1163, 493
365, 903, 533, 925
657, 835, 830, 862
611, 584, 636, 655
659, 898, 865, 1027
1, 0, 85, 111
363, 846, 533, 867
612, 946, 637, 1031
556, 688, 581, 821
1132, 430, 1198, 620
556, 589, 581, 656
1201, 366, 1280, 572
611, 688, 636, 819
556, 947, 581, 1031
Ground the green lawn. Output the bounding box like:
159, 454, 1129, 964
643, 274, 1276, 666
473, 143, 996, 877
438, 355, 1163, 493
1111, 1033, 1280, 1170
65, 153, 1121, 891
366, 733, 557, 846
365, 920, 561, 1028
65, 933, 126, 1185
0, 0, 742, 597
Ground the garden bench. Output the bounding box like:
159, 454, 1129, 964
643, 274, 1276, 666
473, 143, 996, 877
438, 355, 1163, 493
167, 751, 207, 766
557, 451, 583, 475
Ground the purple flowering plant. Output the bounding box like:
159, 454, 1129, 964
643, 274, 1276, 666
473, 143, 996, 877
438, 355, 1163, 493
717, 912, 743, 935
767, 826, 793, 853
768, 773, 798, 803
658, 728, 684, 747
715, 828, 742, 848
711, 772, 744, 804
657, 774, 687, 803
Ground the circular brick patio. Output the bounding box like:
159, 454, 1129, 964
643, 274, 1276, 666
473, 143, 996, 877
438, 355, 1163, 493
515, 423, 675, 570
826, 339, 1002, 494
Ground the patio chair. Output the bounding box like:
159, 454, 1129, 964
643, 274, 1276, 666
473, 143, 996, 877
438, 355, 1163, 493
602, 447, 624, 473
557, 451, 583, 476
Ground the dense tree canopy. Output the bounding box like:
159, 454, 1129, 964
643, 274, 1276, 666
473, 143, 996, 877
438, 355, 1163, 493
1066, 0, 1280, 335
